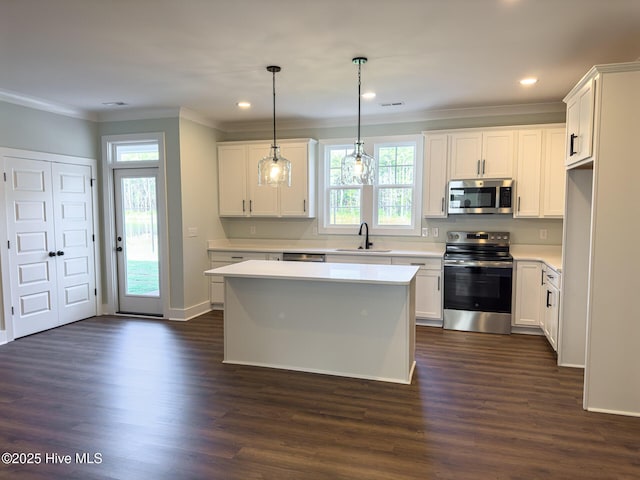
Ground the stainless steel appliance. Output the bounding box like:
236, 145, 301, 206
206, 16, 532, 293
282, 252, 326, 262
448, 179, 513, 214
443, 231, 513, 334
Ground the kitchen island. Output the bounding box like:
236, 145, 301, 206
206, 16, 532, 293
204, 260, 419, 384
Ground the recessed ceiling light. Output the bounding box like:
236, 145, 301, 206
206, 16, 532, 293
237, 101, 251, 108
362, 92, 376, 99
520, 77, 538, 86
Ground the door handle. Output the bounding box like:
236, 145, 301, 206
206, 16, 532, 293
56, 250, 64, 256
116, 246, 123, 252
48, 251, 56, 257
569, 133, 578, 156
546, 290, 552, 308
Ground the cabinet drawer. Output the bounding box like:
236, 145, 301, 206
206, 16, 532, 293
325, 254, 391, 265
391, 257, 441, 270
209, 251, 268, 262
544, 267, 561, 289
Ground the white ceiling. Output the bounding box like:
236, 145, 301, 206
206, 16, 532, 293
1, 0, 639, 131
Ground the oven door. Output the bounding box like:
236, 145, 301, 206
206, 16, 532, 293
443, 261, 513, 313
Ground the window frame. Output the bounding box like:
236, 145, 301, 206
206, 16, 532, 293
318, 134, 423, 236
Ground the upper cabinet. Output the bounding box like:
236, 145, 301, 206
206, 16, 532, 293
449, 129, 515, 179
514, 126, 566, 218
422, 133, 448, 218
565, 78, 595, 167
218, 139, 317, 218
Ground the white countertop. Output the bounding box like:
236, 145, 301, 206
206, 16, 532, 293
510, 245, 563, 272
205, 259, 420, 285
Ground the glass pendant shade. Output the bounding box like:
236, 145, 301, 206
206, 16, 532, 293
258, 65, 291, 187
341, 56, 375, 185
258, 145, 291, 187
341, 141, 375, 185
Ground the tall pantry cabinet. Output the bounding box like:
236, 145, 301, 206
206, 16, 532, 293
560, 62, 640, 416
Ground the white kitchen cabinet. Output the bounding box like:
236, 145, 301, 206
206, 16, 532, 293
541, 264, 560, 352
392, 257, 442, 320
218, 139, 316, 218
449, 129, 514, 179
513, 261, 542, 327
514, 130, 543, 217
541, 128, 566, 217
514, 126, 566, 219
565, 78, 595, 167
208, 251, 279, 304
422, 133, 448, 217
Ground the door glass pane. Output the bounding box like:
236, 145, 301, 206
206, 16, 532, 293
122, 177, 159, 296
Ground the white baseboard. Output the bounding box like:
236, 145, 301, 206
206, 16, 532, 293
167, 301, 212, 321
558, 362, 585, 369
587, 406, 640, 418
0, 329, 7, 345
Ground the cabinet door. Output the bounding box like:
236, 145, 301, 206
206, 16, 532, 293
218, 145, 248, 216
449, 132, 482, 179
415, 270, 442, 320
513, 261, 542, 327
423, 134, 448, 217
280, 143, 310, 217
482, 130, 514, 178
247, 144, 279, 216
514, 130, 542, 217
543, 284, 559, 351
542, 128, 566, 217
565, 79, 594, 166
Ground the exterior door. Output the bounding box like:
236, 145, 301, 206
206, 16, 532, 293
5, 157, 96, 338
114, 169, 162, 316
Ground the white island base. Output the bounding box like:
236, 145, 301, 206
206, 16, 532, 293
206, 260, 418, 384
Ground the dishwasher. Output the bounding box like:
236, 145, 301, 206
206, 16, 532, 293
282, 252, 326, 262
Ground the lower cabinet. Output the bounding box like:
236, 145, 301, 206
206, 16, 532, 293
209, 251, 281, 305
541, 264, 561, 351
513, 260, 561, 352
513, 261, 542, 327
391, 257, 442, 321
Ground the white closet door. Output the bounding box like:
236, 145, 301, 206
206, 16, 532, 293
51, 162, 96, 325
5, 157, 58, 338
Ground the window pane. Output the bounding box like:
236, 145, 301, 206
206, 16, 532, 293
329, 188, 361, 225
377, 145, 415, 185
116, 142, 159, 162
328, 147, 351, 186
378, 187, 412, 225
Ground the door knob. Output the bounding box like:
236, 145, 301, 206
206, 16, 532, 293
48, 251, 56, 257
56, 250, 64, 256
116, 246, 123, 252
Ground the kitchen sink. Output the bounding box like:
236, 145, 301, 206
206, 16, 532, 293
334, 248, 392, 253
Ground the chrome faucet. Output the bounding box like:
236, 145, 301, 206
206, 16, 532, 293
358, 222, 373, 249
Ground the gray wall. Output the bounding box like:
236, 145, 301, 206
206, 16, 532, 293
0, 101, 98, 158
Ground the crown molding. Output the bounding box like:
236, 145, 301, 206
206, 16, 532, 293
218, 102, 566, 133
0, 89, 97, 121
178, 108, 223, 130
96, 107, 182, 122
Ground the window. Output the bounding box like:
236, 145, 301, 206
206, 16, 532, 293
319, 135, 423, 236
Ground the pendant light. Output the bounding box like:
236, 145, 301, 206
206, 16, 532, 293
258, 65, 291, 187
341, 57, 375, 185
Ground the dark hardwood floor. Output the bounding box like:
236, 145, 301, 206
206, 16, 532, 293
0, 311, 638, 480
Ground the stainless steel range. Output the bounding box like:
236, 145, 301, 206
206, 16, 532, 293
443, 231, 513, 334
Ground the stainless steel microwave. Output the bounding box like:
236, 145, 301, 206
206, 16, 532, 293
448, 179, 513, 214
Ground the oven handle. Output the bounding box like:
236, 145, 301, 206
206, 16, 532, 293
444, 260, 513, 269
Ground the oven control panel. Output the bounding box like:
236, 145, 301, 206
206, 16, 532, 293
446, 231, 510, 245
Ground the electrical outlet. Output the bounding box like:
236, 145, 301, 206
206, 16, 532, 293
432, 227, 439, 238
421, 228, 429, 237
250, 225, 256, 235
539, 228, 548, 240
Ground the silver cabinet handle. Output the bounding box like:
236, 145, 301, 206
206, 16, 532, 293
249, 200, 253, 212
477, 160, 480, 175
441, 197, 445, 212
242, 200, 245, 212
482, 159, 486, 175
437, 276, 441, 291
303, 199, 306, 212
410, 263, 426, 266
517, 196, 521, 212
